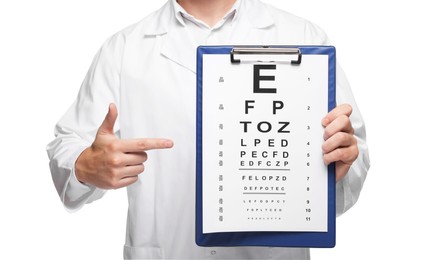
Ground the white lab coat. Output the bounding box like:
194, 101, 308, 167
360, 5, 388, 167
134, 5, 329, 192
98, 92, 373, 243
47, 0, 370, 259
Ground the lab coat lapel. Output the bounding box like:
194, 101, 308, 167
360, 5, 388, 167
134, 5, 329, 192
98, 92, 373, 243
160, 23, 196, 73
245, 0, 274, 30
229, 0, 275, 45
143, 1, 196, 73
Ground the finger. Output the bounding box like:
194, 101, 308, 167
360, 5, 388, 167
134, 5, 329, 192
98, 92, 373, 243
323, 145, 358, 166
105, 152, 148, 168
113, 176, 139, 189
120, 164, 145, 179
114, 163, 145, 182
119, 138, 174, 152
98, 103, 118, 135
122, 152, 148, 166
322, 104, 353, 127
323, 114, 354, 140
322, 132, 355, 154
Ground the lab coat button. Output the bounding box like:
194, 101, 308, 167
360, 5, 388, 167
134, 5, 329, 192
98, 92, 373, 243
211, 250, 216, 255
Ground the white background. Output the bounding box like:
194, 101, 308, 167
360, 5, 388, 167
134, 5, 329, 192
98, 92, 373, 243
0, 0, 421, 259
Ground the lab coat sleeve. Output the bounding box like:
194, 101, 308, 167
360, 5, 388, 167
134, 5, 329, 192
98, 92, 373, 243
47, 33, 125, 211
335, 64, 370, 216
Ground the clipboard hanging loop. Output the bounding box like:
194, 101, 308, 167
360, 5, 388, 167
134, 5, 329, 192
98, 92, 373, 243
230, 47, 302, 65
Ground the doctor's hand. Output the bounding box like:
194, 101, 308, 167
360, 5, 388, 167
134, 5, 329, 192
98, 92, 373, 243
321, 104, 358, 182
75, 103, 174, 189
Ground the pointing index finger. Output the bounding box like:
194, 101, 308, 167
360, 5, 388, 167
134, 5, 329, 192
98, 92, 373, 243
120, 138, 174, 152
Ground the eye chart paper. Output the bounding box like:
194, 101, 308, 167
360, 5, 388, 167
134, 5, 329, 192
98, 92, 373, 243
196, 46, 336, 248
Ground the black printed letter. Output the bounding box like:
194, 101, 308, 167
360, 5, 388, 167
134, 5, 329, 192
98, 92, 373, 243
253, 64, 276, 93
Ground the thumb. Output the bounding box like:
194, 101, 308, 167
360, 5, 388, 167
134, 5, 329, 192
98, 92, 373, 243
98, 103, 118, 135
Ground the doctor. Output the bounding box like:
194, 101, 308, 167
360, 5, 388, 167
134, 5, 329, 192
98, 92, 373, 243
47, 0, 370, 259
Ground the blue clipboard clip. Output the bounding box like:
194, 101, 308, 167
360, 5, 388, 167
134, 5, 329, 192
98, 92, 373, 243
230, 47, 302, 64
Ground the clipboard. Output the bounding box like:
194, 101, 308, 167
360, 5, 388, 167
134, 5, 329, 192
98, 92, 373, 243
195, 46, 336, 248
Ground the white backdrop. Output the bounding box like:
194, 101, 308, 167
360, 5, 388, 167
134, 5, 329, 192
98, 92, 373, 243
0, 0, 421, 259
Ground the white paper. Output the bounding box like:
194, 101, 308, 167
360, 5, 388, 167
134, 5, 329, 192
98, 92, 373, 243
202, 54, 329, 233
